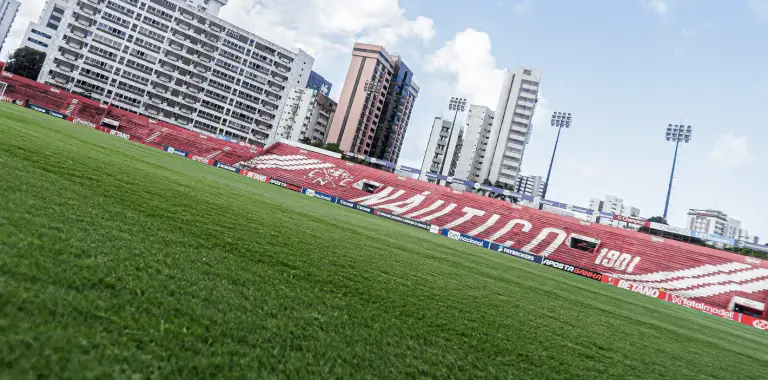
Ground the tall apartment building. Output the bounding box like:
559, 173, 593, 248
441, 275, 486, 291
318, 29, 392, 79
369, 56, 418, 165
0, 0, 20, 53
275, 87, 336, 144
515, 175, 545, 198
453, 67, 541, 188
687, 209, 742, 240
306, 70, 331, 96
419, 116, 463, 184
453, 105, 494, 183
327, 43, 418, 164
34, 0, 314, 145
589, 195, 641, 228
21, 0, 68, 54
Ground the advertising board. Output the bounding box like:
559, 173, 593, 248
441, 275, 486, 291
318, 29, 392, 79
441, 229, 490, 248
489, 243, 542, 263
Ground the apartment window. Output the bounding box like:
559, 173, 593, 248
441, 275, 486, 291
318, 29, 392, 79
46, 22, 59, 30
125, 59, 152, 75
31, 30, 52, 39
53, 6, 65, 15
80, 68, 110, 83
102, 11, 131, 28
113, 91, 141, 106
50, 15, 62, 23
97, 22, 127, 39
92, 33, 123, 50
84, 56, 115, 72
523, 69, 532, 75
121, 69, 149, 85
117, 81, 146, 96
27, 38, 48, 48
88, 45, 118, 61
138, 26, 165, 43
133, 37, 161, 53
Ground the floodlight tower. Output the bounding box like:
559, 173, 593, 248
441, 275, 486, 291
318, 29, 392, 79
662, 123, 693, 220
541, 111, 572, 200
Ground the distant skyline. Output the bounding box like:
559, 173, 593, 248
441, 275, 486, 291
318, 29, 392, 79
2, 0, 765, 239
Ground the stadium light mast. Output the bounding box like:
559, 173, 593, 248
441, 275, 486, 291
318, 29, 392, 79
542, 111, 572, 200
662, 123, 692, 220
437, 97, 467, 185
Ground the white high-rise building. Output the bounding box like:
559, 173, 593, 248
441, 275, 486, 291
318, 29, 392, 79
420, 116, 463, 184
275, 87, 336, 143
20, 0, 69, 54
454, 105, 494, 184
588, 195, 641, 228
33, 0, 314, 145
481, 67, 541, 187
516, 175, 545, 198
453, 67, 541, 188
687, 209, 742, 240
0, 0, 20, 53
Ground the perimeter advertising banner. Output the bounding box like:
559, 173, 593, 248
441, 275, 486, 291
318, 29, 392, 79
337, 198, 375, 214
542, 258, 603, 281
441, 229, 491, 248
213, 161, 241, 174
26, 103, 66, 119
302, 188, 337, 204
268, 178, 302, 192
489, 243, 543, 264
667, 294, 738, 320
740, 315, 768, 331
242, 170, 269, 182
602, 276, 667, 300
164, 146, 189, 158
374, 210, 430, 230
612, 215, 651, 228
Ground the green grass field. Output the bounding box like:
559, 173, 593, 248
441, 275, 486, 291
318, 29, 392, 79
1, 102, 767, 379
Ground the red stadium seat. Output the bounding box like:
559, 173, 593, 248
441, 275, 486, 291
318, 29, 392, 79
243, 142, 768, 310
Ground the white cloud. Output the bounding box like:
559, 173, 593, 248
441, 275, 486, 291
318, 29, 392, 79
218, 0, 435, 59
647, 0, 669, 17
425, 29, 505, 107
709, 134, 749, 169
0, 0, 46, 59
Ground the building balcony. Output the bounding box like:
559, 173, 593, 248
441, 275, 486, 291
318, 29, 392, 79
151, 82, 170, 94
181, 95, 199, 105
511, 126, 528, 134
156, 73, 173, 84
59, 47, 82, 62
78, 2, 100, 16
50, 70, 75, 85
53, 58, 78, 73
75, 15, 96, 28
168, 41, 184, 51
180, 8, 195, 20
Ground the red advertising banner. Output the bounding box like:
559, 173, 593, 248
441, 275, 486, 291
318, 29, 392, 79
602, 276, 667, 300
740, 315, 768, 331
612, 215, 650, 227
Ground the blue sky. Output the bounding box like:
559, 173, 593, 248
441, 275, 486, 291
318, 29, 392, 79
3, 0, 765, 238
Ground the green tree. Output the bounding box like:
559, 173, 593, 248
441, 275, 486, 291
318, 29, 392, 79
323, 143, 341, 153
298, 137, 312, 145
5, 47, 46, 81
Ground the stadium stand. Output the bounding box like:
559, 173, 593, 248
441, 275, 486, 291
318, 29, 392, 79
243, 142, 768, 311
0, 70, 262, 162
2, 64, 765, 317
